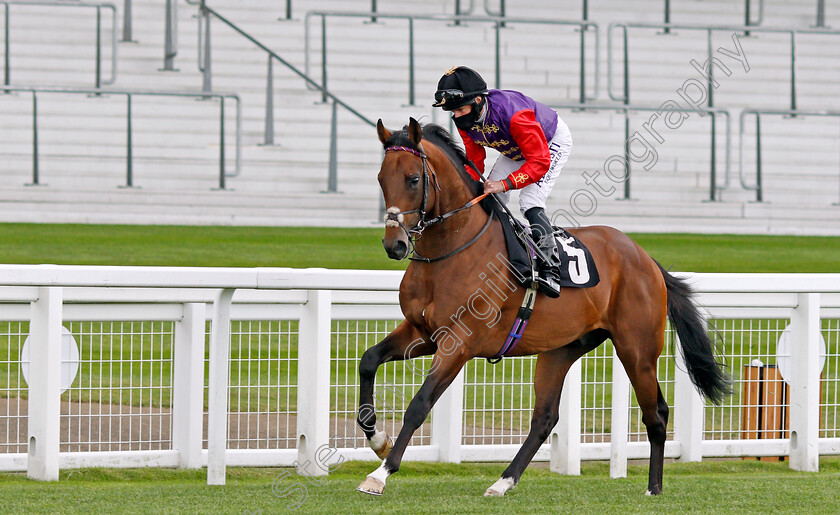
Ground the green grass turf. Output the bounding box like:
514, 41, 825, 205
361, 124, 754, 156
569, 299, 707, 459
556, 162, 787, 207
0, 223, 837, 272
1, 459, 839, 514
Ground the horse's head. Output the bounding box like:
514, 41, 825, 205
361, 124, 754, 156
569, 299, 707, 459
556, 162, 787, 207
377, 117, 438, 260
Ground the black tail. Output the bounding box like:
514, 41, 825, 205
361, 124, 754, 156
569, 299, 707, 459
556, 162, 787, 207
656, 261, 731, 404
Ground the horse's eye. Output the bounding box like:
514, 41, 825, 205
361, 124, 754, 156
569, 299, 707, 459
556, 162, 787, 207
409, 176, 421, 186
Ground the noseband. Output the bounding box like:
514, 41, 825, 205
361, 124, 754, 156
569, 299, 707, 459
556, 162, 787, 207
383, 144, 493, 263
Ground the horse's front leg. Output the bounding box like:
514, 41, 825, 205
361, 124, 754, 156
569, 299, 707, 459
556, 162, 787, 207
357, 321, 435, 459
357, 348, 469, 495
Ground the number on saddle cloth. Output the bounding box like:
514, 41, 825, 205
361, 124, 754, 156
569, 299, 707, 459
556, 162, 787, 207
496, 210, 600, 289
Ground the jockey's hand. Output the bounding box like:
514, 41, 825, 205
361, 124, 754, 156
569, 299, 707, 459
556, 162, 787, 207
483, 180, 506, 194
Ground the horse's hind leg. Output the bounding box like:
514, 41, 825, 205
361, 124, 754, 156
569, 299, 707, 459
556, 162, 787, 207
357, 321, 435, 459
612, 326, 669, 495
485, 330, 608, 497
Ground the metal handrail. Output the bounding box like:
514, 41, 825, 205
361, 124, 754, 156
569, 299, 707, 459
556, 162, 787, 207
666, 0, 765, 29
483, 0, 504, 18
162, 0, 177, 71
739, 108, 840, 203
1, 0, 118, 88
661, 0, 762, 34
304, 11, 599, 106
194, 1, 375, 193
815, 0, 828, 28
550, 103, 731, 201
122, 0, 133, 42
0, 85, 241, 189
608, 21, 840, 110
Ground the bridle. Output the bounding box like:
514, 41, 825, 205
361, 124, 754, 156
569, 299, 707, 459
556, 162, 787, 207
383, 144, 493, 263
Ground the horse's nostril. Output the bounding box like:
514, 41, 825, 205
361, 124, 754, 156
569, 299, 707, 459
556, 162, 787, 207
384, 239, 409, 260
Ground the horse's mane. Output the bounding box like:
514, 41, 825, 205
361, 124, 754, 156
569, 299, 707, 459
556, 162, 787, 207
384, 122, 485, 202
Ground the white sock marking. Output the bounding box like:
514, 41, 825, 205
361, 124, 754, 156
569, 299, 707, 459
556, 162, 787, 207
367, 460, 390, 485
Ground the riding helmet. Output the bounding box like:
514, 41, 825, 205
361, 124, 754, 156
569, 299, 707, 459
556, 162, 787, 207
432, 66, 488, 111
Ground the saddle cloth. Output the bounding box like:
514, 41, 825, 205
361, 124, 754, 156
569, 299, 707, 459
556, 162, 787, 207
495, 204, 600, 289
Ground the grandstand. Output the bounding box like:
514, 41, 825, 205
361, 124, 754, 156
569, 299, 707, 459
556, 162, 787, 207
0, 0, 838, 234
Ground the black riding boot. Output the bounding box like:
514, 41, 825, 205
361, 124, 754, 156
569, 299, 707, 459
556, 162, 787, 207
524, 207, 562, 298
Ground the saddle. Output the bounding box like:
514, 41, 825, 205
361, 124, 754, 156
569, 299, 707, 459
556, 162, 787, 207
493, 203, 600, 290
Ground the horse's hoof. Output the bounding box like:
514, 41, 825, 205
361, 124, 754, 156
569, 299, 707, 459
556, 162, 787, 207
645, 488, 661, 496
370, 431, 393, 460
484, 477, 515, 497
357, 476, 386, 496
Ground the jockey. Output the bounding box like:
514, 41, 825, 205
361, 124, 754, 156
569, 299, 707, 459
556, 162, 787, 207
433, 66, 572, 298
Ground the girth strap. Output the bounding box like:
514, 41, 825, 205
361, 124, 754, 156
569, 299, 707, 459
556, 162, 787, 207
487, 284, 538, 363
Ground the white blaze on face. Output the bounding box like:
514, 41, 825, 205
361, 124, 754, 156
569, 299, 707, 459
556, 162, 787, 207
384, 207, 404, 227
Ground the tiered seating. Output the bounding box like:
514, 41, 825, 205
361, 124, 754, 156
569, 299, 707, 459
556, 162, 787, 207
0, 0, 837, 233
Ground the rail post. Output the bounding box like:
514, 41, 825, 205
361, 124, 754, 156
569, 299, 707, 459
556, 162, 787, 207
675, 329, 705, 462
173, 303, 206, 469
26, 287, 63, 481
610, 350, 630, 478
788, 293, 821, 472
550, 359, 581, 475
432, 369, 464, 463
297, 290, 332, 476
206, 288, 234, 485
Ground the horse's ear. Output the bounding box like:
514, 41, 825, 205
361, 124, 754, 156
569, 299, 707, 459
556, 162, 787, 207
408, 117, 422, 145
377, 119, 391, 145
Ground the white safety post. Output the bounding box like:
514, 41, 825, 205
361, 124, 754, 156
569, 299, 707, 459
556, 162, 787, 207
674, 333, 706, 462
27, 287, 63, 481
173, 303, 206, 469
610, 352, 630, 478
789, 293, 821, 472
296, 290, 331, 476
432, 368, 464, 463
207, 289, 234, 485
551, 359, 581, 475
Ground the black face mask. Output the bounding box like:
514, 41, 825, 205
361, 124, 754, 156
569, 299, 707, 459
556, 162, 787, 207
452, 102, 481, 131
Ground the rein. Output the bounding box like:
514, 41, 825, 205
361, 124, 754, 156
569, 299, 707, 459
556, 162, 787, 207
383, 145, 492, 263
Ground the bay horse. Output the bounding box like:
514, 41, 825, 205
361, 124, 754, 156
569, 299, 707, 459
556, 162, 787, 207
356, 118, 729, 497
